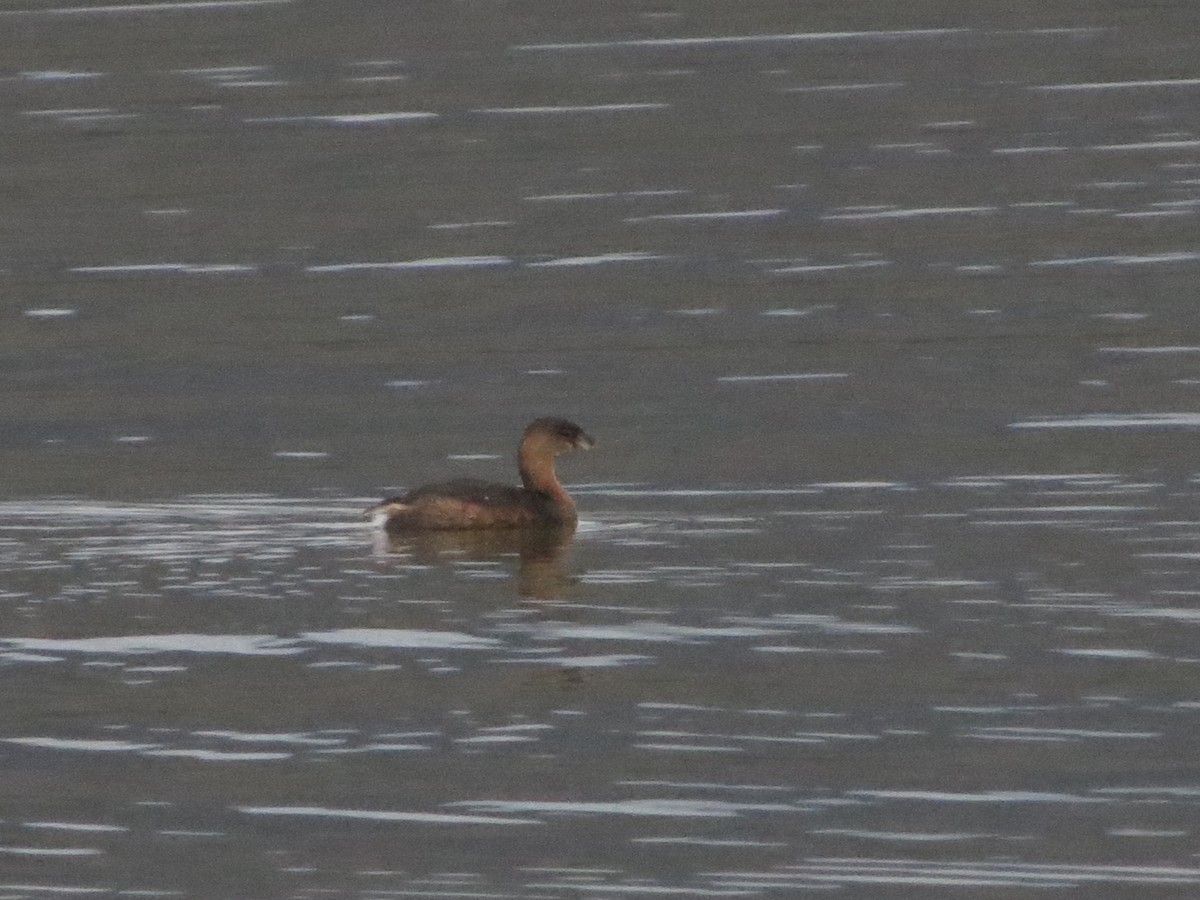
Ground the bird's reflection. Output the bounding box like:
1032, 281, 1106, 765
372, 524, 577, 599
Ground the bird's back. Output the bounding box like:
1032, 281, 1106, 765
367, 478, 572, 530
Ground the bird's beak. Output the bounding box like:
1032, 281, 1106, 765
575, 432, 596, 451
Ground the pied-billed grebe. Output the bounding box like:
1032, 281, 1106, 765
365, 417, 595, 531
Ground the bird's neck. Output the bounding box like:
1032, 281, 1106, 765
519, 442, 569, 504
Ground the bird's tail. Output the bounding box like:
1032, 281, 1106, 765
363, 499, 408, 528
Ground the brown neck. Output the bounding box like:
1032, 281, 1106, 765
518, 438, 571, 506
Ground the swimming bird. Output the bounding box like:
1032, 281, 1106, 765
365, 417, 595, 531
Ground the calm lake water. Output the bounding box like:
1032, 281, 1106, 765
4, 1, 1200, 896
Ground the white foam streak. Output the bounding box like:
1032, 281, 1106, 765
448, 799, 742, 818
771, 259, 889, 274
512, 29, 969, 51
0, 634, 299, 656
237, 805, 541, 825
993, 145, 1071, 154
969, 727, 1159, 740
475, 103, 667, 114
1092, 139, 1200, 151
6, 737, 160, 752
1010, 413, 1200, 429
1098, 346, 1200, 354
428, 219, 513, 229
306, 256, 511, 273
626, 209, 784, 222
1055, 648, 1160, 659
783, 81, 904, 93
23, 822, 128, 833
530, 623, 774, 644
723, 857, 1200, 888
0, 0, 289, 15
300, 628, 500, 650
526, 189, 687, 201
1034, 78, 1200, 90
245, 112, 437, 125
823, 206, 996, 220
20, 70, 102, 80
527, 252, 665, 267
811, 829, 993, 841
71, 263, 257, 275
144, 749, 291, 761
193, 730, 344, 745
848, 789, 1101, 803
718, 373, 849, 383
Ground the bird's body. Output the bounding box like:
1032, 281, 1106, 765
365, 417, 594, 531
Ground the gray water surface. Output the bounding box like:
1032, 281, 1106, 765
4, 0, 1200, 896
3, 484, 1200, 895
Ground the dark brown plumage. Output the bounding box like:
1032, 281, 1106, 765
365, 417, 595, 531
